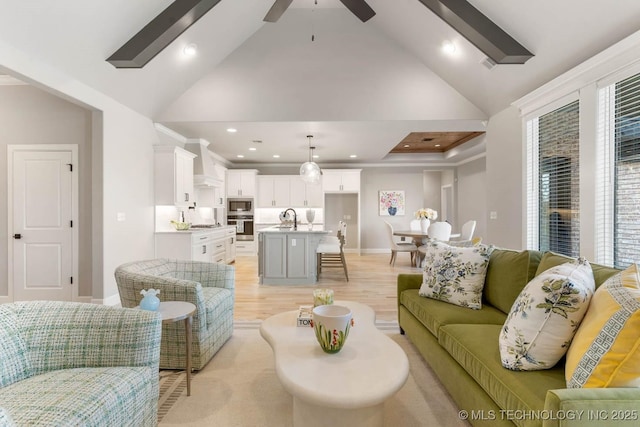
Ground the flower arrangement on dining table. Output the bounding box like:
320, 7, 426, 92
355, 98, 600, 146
415, 208, 438, 220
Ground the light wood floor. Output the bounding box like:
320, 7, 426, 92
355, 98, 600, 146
233, 252, 421, 322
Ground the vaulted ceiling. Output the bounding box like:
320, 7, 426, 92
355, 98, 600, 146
1, 0, 640, 166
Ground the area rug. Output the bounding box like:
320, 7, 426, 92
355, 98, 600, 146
158, 321, 469, 427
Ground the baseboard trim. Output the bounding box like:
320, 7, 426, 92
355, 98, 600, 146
360, 249, 391, 254
92, 294, 121, 306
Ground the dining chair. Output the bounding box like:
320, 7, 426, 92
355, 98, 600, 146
316, 222, 349, 281
384, 221, 417, 266
457, 220, 477, 241
427, 221, 452, 242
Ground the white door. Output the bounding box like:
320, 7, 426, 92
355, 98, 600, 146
11, 149, 74, 301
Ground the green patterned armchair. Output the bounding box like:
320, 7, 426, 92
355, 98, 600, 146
115, 259, 235, 371
0, 301, 161, 427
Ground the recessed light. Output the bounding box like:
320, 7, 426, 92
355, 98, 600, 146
442, 41, 456, 55
237, 154, 244, 158
227, 128, 237, 133
435, 144, 441, 147
349, 154, 357, 158
403, 144, 410, 148
273, 154, 280, 158
249, 147, 257, 151
183, 43, 197, 56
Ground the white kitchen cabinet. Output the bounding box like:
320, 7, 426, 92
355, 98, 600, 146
290, 177, 323, 207
322, 169, 361, 193
154, 145, 197, 206
225, 227, 236, 263
257, 175, 291, 207
235, 240, 256, 255
227, 169, 257, 197
155, 227, 236, 264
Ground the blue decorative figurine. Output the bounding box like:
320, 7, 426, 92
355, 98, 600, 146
140, 288, 160, 311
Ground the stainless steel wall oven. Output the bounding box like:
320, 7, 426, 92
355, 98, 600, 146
227, 214, 254, 241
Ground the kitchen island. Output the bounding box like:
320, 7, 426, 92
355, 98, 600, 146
258, 226, 329, 285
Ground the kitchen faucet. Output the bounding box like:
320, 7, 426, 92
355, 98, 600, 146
283, 208, 297, 230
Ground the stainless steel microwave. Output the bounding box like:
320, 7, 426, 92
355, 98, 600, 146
228, 198, 253, 214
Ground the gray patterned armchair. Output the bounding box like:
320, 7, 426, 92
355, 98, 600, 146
0, 301, 161, 427
115, 259, 235, 371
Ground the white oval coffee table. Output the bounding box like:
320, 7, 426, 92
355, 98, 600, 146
260, 301, 409, 427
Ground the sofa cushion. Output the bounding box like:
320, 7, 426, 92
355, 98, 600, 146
499, 259, 595, 371
419, 241, 494, 309
400, 289, 507, 337
566, 263, 640, 388
0, 305, 32, 388
0, 366, 157, 427
484, 249, 542, 314
202, 287, 234, 330
439, 324, 567, 421
535, 252, 620, 288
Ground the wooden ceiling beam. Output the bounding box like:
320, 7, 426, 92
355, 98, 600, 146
107, 0, 223, 69
416, 0, 533, 64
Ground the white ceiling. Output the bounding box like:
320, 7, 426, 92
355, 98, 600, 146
2, 0, 640, 167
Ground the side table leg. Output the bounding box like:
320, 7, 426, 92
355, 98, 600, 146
184, 316, 193, 396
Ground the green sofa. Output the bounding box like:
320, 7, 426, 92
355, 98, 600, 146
398, 249, 640, 427
0, 301, 161, 426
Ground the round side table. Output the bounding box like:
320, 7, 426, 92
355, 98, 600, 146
157, 301, 197, 396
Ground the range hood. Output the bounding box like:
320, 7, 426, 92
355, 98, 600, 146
184, 139, 224, 187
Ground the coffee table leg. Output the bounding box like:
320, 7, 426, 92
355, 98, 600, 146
184, 316, 193, 396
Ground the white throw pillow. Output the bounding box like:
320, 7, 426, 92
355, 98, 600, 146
419, 241, 493, 309
499, 258, 595, 371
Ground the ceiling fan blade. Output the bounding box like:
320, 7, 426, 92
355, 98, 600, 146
263, 0, 294, 22
339, 0, 376, 22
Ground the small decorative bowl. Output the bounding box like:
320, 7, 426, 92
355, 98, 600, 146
311, 304, 354, 354
170, 220, 191, 230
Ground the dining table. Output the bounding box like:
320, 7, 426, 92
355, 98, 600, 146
392, 230, 461, 267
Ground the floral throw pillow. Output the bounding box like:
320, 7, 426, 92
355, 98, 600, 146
419, 241, 494, 309
499, 258, 595, 371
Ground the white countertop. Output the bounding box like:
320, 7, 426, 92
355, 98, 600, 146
155, 225, 235, 234
258, 225, 328, 234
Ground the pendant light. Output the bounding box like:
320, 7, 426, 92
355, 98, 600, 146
300, 135, 322, 185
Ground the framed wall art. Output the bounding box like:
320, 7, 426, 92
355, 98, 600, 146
379, 190, 405, 216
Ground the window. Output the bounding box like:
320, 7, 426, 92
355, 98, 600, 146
597, 71, 640, 269
526, 100, 580, 257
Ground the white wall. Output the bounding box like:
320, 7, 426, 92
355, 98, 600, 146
485, 106, 525, 249
456, 157, 487, 241
360, 167, 432, 251
0, 85, 93, 298
0, 39, 158, 303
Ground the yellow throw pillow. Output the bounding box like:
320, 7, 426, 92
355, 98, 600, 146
565, 263, 640, 388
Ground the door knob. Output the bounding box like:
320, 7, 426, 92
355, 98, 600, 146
13, 234, 22, 239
